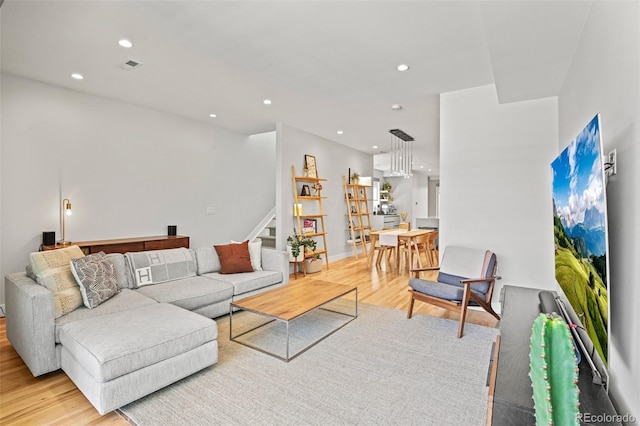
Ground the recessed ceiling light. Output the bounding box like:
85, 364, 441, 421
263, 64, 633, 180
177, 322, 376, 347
263, 99, 272, 105
396, 64, 409, 71
419, 165, 424, 169
391, 104, 403, 111
428, 169, 432, 172
337, 130, 344, 135
71, 73, 84, 80
372, 145, 378, 149
208, 113, 217, 118
118, 39, 134, 48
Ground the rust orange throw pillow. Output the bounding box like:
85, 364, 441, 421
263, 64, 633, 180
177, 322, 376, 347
214, 240, 254, 274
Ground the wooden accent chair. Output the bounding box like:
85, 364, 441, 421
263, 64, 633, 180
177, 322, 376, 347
407, 245, 501, 338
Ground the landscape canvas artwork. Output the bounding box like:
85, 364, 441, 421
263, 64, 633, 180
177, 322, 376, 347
551, 114, 609, 366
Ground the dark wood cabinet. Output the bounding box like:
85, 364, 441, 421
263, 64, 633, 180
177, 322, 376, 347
42, 235, 189, 254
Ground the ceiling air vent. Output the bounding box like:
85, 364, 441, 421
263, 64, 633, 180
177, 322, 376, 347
119, 59, 143, 71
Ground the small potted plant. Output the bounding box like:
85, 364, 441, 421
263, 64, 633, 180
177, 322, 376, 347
287, 234, 317, 262
351, 172, 360, 185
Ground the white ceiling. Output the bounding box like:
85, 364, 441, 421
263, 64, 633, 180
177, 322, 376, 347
0, 1, 592, 175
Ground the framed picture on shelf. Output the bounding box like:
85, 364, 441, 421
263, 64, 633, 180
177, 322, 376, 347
305, 155, 317, 178
301, 185, 311, 196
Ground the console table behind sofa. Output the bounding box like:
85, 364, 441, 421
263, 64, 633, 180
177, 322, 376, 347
42, 235, 189, 254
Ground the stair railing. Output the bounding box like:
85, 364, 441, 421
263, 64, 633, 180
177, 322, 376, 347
246, 206, 276, 242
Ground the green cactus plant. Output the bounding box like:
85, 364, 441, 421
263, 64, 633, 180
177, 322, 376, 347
529, 313, 580, 426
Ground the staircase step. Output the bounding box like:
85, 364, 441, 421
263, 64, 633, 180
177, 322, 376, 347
258, 235, 276, 248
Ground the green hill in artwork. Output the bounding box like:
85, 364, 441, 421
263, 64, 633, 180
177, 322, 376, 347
554, 216, 608, 366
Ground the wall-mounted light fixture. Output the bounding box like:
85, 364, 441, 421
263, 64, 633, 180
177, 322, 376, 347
59, 198, 72, 245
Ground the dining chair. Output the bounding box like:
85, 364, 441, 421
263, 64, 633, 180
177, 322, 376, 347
397, 233, 423, 272
377, 232, 399, 271
425, 231, 439, 267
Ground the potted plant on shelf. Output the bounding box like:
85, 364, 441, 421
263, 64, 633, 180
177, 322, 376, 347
287, 234, 317, 262
312, 182, 323, 196
351, 172, 360, 185
381, 181, 393, 202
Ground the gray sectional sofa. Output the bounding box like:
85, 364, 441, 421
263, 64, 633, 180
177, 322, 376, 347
4, 244, 289, 414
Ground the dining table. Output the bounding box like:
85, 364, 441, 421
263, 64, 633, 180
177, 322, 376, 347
367, 228, 434, 273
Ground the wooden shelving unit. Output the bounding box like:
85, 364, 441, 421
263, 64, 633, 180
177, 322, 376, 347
291, 165, 329, 269
343, 176, 372, 258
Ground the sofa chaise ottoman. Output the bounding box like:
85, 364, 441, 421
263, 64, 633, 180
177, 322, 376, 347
60, 303, 218, 415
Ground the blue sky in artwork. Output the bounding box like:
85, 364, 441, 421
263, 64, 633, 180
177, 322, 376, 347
552, 115, 605, 228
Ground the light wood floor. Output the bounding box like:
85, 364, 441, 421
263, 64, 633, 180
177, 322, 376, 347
0, 253, 499, 424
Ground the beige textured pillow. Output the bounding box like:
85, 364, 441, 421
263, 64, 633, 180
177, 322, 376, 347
30, 245, 85, 318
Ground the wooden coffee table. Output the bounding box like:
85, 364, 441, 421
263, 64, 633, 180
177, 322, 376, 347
230, 280, 357, 361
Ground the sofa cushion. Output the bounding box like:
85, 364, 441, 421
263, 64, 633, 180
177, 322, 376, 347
194, 246, 221, 275
214, 241, 253, 274
409, 278, 484, 303
201, 270, 283, 296
59, 303, 217, 382
135, 276, 234, 311
125, 248, 196, 288
55, 289, 157, 343
70, 252, 119, 309
29, 245, 85, 318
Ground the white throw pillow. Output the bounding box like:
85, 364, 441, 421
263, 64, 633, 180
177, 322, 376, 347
231, 239, 262, 271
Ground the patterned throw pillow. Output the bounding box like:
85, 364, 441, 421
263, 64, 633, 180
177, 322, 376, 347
214, 241, 254, 274
70, 252, 119, 309
29, 245, 86, 318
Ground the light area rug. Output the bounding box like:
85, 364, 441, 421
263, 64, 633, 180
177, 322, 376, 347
119, 301, 498, 426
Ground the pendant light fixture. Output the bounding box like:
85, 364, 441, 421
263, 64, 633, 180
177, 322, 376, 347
389, 129, 414, 178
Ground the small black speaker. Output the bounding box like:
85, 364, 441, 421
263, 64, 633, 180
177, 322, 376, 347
168, 225, 177, 236
42, 231, 56, 246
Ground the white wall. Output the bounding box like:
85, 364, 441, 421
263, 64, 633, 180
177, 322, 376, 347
440, 84, 558, 302
558, 1, 639, 416
383, 176, 412, 219
411, 174, 429, 227
0, 74, 276, 305
276, 123, 373, 262
428, 177, 440, 217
